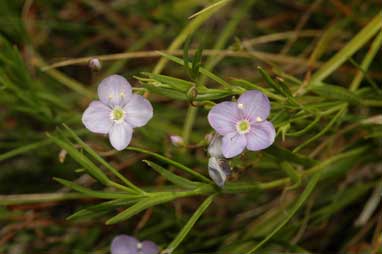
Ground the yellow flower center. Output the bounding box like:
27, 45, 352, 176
236, 119, 250, 134
111, 106, 125, 123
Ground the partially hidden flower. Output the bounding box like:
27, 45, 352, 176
207, 134, 231, 187
82, 75, 153, 151
208, 157, 231, 187
111, 235, 159, 254
207, 90, 275, 158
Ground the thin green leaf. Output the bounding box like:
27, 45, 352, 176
310, 84, 361, 104
47, 133, 110, 185
127, 146, 212, 183
311, 12, 382, 83
280, 161, 301, 189
246, 172, 321, 253
287, 115, 321, 137
157, 51, 231, 88
143, 160, 201, 189
68, 199, 136, 220
62, 124, 143, 194
188, 0, 231, 19
106, 194, 175, 224
166, 194, 215, 252
293, 106, 346, 153
54, 178, 140, 200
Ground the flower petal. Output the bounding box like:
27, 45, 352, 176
141, 240, 159, 254
208, 134, 223, 158
98, 75, 132, 107
111, 235, 139, 254
222, 132, 247, 158
109, 122, 133, 151
123, 94, 153, 127
246, 121, 276, 151
208, 102, 241, 135
238, 90, 270, 122
82, 101, 112, 134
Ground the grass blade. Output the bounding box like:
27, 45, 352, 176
311, 12, 382, 83
143, 160, 201, 189
166, 194, 215, 253
247, 172, 321, 253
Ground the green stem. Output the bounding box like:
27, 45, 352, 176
350, 30, 382, 91
0, 193, 88, 206
182, 106, 198, 145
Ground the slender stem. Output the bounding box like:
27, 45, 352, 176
350, 30, 382, 91
0, 193, 88, 206
182, 106, 198, 145
41, 49, 318, 71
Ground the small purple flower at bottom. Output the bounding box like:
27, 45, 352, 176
111, 235, 159, 254
82, 75, 153, 151
207, 90, 276, 158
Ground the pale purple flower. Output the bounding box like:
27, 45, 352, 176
111, 235, 159, 254
82, 75, 153, 151
207, 90, 275, 158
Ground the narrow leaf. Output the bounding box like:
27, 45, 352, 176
247, 172, 321, 253
166, 194, 215, 252
144, 160, 201, 189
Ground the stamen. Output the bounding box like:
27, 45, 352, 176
236, 119, 251, 134
110, 106, 125, 123
256, 116, 263, 122
237, 103, 244, 109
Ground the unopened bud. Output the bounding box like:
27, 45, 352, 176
88, 58, 102, 72
169, 135, 184, 147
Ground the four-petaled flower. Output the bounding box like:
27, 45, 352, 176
82, 75, 153, 151
207, 90, 276, 158
111, 235, 159, 254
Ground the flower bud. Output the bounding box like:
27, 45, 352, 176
169, 135, 184, 147
88, 58, 102, 72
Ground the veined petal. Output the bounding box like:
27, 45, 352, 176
238, 90, 270, 122
123, 94, 153, 127
208, 102, 241, 135
98, 75, 132, 107
82, 101, 112, 134
140, 240, 159, 254
109, 122, 133, 151
222, 132, 247, 158
111, 235, 139, 254
246, 120, 276, 151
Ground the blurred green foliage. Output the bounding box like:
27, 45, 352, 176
0, 1, 382, 254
